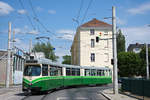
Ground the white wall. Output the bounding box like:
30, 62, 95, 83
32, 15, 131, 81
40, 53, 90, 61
79, 27, 113, 69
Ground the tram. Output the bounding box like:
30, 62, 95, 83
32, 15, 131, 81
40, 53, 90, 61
22, 58, 112, 93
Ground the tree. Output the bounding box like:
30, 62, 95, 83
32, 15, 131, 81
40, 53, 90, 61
62, 55, 71, 64
139, 46, 150, 76
32, 42, 59, 61
118, 52, 142, 77
117, 29, 125, 54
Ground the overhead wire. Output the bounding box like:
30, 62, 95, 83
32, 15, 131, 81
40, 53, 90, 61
80, 0, 93, 25
18, 0, 36, 30
28, 0, 56, 36
76, 0, 84, 25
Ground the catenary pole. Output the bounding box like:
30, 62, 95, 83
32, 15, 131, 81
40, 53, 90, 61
6, 22, 11, 88
112, 6, 118, 94
146, 43, 149, 79
29, 39, 32, 54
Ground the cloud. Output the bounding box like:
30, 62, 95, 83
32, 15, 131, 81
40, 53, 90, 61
121, 25, 150, 47
57, 29, 75, 40
14, 28, 23, 34
117, 17, 126, 25
28, 30, 39, 34
14, 38, 21, 43
0, 1, 14, 16
57, 29, 75, 34
14, 38, 29, 51
17, 9, 26, 14
127, 2, 150, 15
48, 10, 56, 14
36, 7, 43, 12
0, 30, 7, 34
14, 26, 39, 34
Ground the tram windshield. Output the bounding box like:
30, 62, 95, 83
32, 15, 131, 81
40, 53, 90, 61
24, 65, 41, 76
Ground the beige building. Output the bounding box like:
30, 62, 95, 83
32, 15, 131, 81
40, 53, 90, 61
71, 18, 113, 69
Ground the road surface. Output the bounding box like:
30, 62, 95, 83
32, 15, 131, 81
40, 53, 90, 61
22, 85, 112, 100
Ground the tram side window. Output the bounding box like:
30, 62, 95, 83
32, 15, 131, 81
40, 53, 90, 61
97, 70, 101, 76
76, 68, 80, 76
91, 69, 96, 76
85, 69, 91, 76
50, 67, 57, 76
66, 68, 71, 76
66, 68, 80, 76
72, 68, 76, 76
42, 64, 48, 76
109, 70, 112, 76
101, 70, 104, 76
57, 67, 62, 76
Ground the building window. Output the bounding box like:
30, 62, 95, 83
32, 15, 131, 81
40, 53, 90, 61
91, 53, 95, 62
90, 29, 95, 35
104, 53, 109, 62
96, 37, 99, 42
104, 40, 109, 48
91, 39, 95, 48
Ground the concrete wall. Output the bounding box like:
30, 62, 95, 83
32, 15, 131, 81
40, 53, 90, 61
0, 58, 13, 85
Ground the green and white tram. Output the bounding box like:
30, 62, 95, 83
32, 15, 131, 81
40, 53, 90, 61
23, 58, 112, 92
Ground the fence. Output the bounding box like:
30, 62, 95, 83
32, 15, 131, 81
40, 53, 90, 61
0, 53, 13, 85
0, 51, 25, 85
122, 78, 150, 97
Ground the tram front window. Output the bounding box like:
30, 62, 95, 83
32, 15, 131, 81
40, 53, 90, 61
24, 65, 41, 76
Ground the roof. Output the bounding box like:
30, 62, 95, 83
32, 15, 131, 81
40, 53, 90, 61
127, 43, 150, 52
26, 58, 111, 70
80, 18, 112, 27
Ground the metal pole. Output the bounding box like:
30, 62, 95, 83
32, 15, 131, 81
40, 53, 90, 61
6, 22, 11, 88
146, 43, 149, 79
112, 6, 118, 94
12, 30, 15, 84
29, 39, 32, 54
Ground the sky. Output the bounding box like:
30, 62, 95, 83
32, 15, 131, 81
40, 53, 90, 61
0, 0, 150, 63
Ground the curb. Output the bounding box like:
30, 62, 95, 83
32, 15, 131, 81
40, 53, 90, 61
100, 91, 112, 100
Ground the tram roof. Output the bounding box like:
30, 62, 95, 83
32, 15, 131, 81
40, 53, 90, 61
26, 58, 111, 70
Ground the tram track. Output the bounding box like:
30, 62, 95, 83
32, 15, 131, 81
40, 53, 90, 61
21, 85, 112, 100
21, 90, 55, 100
21, 93, 32, 100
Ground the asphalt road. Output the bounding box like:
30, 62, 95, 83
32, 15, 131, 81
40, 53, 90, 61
22, 84, 112, 100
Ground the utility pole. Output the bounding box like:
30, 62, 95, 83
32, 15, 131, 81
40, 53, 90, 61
6, 22, 11, 88
146, 43, 149, 79
112, 6, 118, 94
12, 30, 15, 50
29, 39, 32, 54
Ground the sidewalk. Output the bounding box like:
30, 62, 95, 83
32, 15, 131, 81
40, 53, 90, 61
0, 85, 22, 95
100, 88, 139, 100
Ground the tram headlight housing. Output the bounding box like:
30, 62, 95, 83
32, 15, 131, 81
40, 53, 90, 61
29, 83, 32, 85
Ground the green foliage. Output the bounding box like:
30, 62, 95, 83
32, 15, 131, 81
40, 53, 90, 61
62, 55, 71, 64
118, 52, 142, 77
33, 42, 59, 61
117, 29, 125, 54
139, 46, 150, 76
